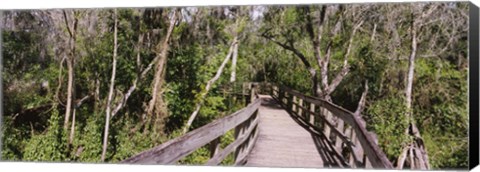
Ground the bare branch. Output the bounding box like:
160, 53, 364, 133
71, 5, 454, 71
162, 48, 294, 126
184, 38, 237, 133
327, 20, 363, 95
261, 33, 314, 75
62, 10, 73, 38
354, 81, 368, 116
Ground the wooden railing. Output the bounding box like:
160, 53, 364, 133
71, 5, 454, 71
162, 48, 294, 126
122, 96, 261, 165
122, 82, 392, 168
261, 83, 393, 169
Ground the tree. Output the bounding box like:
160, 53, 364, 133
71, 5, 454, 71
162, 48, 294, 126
261, 5, 365, 101
101, 9, 118, 162
144, 8, 178, 132
62, 10, 79, 133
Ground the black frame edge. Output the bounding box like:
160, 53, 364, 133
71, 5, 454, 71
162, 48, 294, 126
0, 10, 4, 161
469, 1, 480, 170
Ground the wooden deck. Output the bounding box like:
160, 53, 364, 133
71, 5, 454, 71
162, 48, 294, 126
245, 95, 324, 168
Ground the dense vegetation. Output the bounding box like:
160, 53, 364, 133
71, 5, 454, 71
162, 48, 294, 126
1, 3, 468, 169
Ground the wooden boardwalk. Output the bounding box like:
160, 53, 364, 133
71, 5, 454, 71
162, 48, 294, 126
123, 84, 393, 169
245, 95, 324, 168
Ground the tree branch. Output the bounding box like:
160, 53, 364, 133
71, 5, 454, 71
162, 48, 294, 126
261, 33, 314, 76
327, 20, 363, 95
354, 81, 368, 116
62, 10, 73, 38
183, 38, 237, 133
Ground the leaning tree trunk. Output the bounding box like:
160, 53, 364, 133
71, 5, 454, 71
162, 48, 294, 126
101, 9, 118, 161
183, 38, 238, 133
230, 39, 239, 83
62, 10, 78, 133
396, 9, 430, 170
144, 9, 177, 132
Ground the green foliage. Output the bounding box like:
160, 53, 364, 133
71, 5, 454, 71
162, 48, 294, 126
110, 117, 159, 162
366, 97, 410, 160
75, 115, 103, 162
1, 117, 24, 160
412, 58, 468, 169
23, 105, 68, 161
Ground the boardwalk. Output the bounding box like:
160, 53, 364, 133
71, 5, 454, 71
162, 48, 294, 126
245, 95, 324, 168
122, 84, 393, 169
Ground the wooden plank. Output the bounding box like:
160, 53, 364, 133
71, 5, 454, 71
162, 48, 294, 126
122, 99, 261, 164
298, 98, 303, 118
292, 105, 352, 146
309, 103, 315, 125
334, 120, 345, 152
234, 119, 247, 161
292, 95, 297, 113
276, 85, 393, 169
245, 97, 324, 168
352, 132, 365, 167
323, 110, 333, 140
235, 125, 259, 165
235, 110, 258, 163
206, 117, 259, 165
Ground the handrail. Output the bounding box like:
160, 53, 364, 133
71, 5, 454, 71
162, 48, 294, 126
257, 83, 392, 169
122, 98, 261, 165
122, 81, 393, 168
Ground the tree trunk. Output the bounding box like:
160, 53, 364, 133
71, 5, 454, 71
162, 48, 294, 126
62, 10, 78, 131
64, 58, 74, 129
101, 9, 118, 161
145, 9, 177, 131
69, 107, 76, 144
230, 40, 239, 83
405, 18, 417, 120
397, 8, 430, 170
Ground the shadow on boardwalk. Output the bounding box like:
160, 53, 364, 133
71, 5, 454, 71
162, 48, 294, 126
263, 96, 346, 168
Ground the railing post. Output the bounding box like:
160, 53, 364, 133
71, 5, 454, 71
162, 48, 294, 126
365, 132, 379, 169
343, 126, 357, 167
250, 84, 256, 103
292, 95, 297, 113
334, 120, 345, 152
298, 98, 303, 118
234, 109, 258, 165
323, 108, 333, 140
234, 120, 247, 162
241, 109, 259, 165
309, 103, 315, 125
351, 129, 364, 167
209, 137, 221, 158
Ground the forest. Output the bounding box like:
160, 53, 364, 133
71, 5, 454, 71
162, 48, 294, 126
0, 2, 469, 169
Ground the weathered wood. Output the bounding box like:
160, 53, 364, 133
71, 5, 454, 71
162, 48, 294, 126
234, 119, 247, 161
334, 120, 345, 152
235, 125, 259, 165
207, 117, 259, 165
209, 137, 221, 158
122, 83, 392, 169
352, 132, 365, 167
291, 105, 352, 146
270, 94, 351, 167
274, 85, 393, 169
309, 103, 315, 125
122, 99, 261, 164
235, 110, 257, 163
245, 95, 324, 167
298, 98, 304, 118
323, 109, 333, 139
